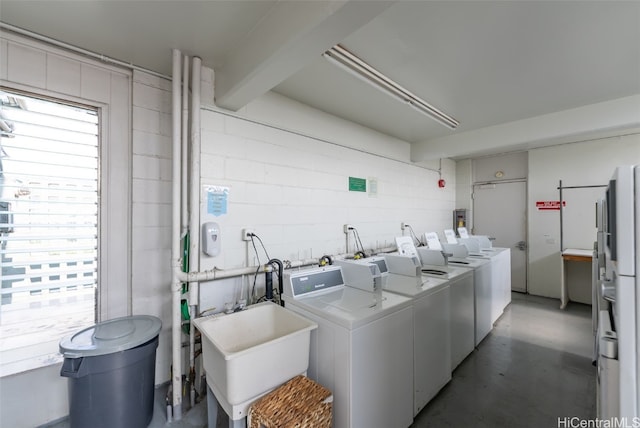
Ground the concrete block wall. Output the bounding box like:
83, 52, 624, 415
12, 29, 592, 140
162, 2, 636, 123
128, 67, 457, 391
197, 90, 455, 313
131, 70, 174, 384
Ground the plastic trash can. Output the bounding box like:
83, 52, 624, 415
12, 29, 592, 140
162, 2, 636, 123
59, 315, 162, 428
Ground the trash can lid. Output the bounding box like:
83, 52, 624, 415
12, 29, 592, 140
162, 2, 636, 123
59, 315, 162, 358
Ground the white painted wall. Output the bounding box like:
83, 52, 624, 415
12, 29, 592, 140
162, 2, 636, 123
455, 159, 472, 229
456, 135, 640, 301
528, 134, 640, 298
472, 152, 527, 183
196, 88, 456, 316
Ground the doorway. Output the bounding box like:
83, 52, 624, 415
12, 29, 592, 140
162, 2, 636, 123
473, 181, 527, 292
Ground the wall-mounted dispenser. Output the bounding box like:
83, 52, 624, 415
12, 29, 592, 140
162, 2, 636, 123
453, 209, 467, 231
202, 222, 221, 256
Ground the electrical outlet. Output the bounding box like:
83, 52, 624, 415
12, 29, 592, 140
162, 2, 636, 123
343, 224, 353, 234
242, 228, 255, 241
401, 222, 407, 230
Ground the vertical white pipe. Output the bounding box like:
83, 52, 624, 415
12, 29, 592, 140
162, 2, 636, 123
182, 54, 193, 409
171, 48, 183, 421
188, 57, 202, 409
188, 58, 201, 306
188, 57, 202, 293
189, 57, 202, 273
181, 57, 189, 234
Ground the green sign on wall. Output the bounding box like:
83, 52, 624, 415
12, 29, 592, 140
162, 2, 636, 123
348, 176, 367, 192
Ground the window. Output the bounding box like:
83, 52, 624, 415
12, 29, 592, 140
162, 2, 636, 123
0, 89, 99, 375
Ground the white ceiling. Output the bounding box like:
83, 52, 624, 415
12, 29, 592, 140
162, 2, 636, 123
1, 1, 639, 160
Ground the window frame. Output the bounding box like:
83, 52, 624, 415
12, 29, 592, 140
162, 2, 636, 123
0, 34, 132, 376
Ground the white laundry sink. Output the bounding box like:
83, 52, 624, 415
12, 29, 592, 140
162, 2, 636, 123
193, 301, 317, 407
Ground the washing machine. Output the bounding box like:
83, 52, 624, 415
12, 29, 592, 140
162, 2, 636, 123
391, 240, 475, 370
282, 265, 414, 428
448, 255, 492, 346
337, 257, 451, 415
452, 228, 512, 323
422, 233, 493, 347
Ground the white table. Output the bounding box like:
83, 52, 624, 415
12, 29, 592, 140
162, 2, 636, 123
560, 248, 593, 309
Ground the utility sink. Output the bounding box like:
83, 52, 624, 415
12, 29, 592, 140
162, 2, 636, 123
193, 301, 317, 413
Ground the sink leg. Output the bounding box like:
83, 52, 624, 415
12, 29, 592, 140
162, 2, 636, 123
229, 418, 246, 428
207, 384, 219, 428
206, 383, 247, 428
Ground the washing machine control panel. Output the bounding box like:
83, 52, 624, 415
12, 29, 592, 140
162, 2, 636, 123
284, 266, 345, 298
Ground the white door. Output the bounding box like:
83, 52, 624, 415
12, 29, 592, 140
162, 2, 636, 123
473, 181, 527, 292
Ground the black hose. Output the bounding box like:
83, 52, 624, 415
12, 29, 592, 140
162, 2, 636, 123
267, 258, 284, 306
265, 269, 274, 301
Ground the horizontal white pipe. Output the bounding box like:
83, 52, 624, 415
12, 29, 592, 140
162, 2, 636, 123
175, 264, 278, 283
372, 245, 398, 254
175, 245, 399, 283
0, 22, 170, 80
283, 258, 320, 270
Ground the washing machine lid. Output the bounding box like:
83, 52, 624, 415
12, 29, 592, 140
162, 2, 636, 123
59, 315, 162, 358
383, 273, 448, 298
479, 247, 509, 255
420, 263, 472, 279
448, 257, 490, 267
286, 287, 412, 329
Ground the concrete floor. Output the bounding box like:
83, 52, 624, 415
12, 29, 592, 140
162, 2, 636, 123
411, 292, 596, 427
45, 292, 596, 428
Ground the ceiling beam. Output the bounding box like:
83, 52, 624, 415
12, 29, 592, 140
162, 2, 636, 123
411, 95, 640, 161
214, 0, 394, 111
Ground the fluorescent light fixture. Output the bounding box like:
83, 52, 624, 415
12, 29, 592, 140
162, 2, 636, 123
322, 44, 459, 130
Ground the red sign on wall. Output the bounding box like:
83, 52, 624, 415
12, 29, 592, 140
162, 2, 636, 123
536, 200, 566, 210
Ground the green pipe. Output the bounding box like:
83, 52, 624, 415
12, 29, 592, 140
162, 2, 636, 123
181, 233, 190, 334
182, 233, 190, 293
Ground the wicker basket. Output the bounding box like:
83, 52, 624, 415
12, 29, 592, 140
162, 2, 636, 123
248, 375, 333, 428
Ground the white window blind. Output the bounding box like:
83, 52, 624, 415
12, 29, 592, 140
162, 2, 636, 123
0, 90, 99, 376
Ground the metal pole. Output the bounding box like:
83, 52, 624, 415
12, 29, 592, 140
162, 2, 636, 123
559, 180, 563, 252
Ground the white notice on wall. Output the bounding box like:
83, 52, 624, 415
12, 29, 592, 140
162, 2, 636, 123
205, 185, 229, 217
368, 178, 378, 198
